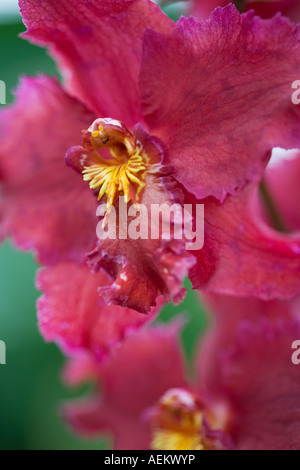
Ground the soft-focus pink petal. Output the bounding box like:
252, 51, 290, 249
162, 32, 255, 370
265, 152, 300, 232
225, 319, 300, 450
247, 0, 300, 21
63, 352, 100, 386
19, 0, 173, 128
140, 7, 300, 201
0, 76, 97, 264
37, 262, 163, 360
197, 294, 300, 450
190, 183, 300, 299
63, 322, 188, 449
191, 0, 300, 21
191, 0, 229, 19
197, 294, 297, 397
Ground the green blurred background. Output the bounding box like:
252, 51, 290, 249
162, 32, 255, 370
0, 3, 207, 450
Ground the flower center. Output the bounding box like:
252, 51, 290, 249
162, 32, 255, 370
82, 118, 148, 206
149, 389, 205, 451
148, 388, 231, 451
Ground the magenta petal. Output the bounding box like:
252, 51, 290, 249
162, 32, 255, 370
63, 353, 100, 386
265, 152, 300, 232
197, 295, 300, 450
191, 0, 300, 22
37, 262, 163, 359
197, 294, 296, 398
0, 76, 97, 264
191, 0, 230, 20
140, 6, 300, 201
190, 184, 300, 300
227, 318, 300, 450
247, 0, 300, 21
19, 0, 173, 128
198, 294, 300, 450
63, 322, 187, 450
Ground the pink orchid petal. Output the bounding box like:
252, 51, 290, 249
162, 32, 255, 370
63, 352, 100, 386
226, 318, 300, 450
197, 293, 297, 397
191, 0, 229, 19
248, 0, 300, 21
226, 319, 300, 449
265, 151, 300, 232
19, 0, 173, 128
197, 294, 300, 449
0, 76, 97, 264
191, 0, 300, 21
190, 183, 300, 299
140, 6, 300, 201
63, 322, 187, 449
37, 262, 163, 360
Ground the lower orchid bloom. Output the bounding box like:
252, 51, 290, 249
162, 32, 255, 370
1, 1, 300, 357
198, 293, 300, 450
63, 295, 300, 450
189, 0, 300, 21
62, 321, 233, 450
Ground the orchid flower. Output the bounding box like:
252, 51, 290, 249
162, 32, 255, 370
63, 300, 300, 450
1, 2, 300, 356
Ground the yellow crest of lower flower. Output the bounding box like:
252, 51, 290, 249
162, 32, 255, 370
149, 389, 206, 451
151, 428, 204, 451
